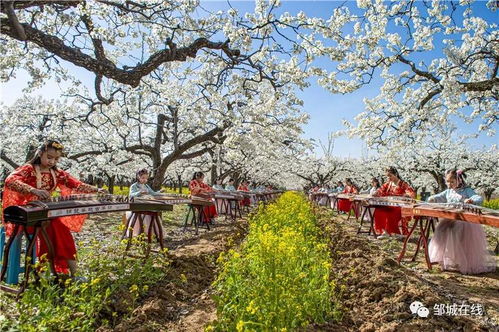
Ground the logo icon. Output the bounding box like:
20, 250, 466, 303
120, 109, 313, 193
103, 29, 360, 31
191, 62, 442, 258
410, 301, 429, 318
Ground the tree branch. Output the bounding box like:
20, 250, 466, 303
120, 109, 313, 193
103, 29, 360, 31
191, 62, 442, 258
1, 17, 242, 88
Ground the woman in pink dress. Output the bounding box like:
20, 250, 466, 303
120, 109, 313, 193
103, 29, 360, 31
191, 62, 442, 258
428, 169, 496, 274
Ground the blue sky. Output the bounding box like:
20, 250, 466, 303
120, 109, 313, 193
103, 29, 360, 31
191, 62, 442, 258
1, 1, 497, 157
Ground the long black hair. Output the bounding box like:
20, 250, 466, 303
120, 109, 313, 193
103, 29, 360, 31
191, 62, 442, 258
372, 177, 381, 189
192, 171, 204, 180
28, 140, 64, 169
385, 166, 403, 182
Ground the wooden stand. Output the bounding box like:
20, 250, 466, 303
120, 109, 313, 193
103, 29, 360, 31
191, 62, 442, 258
397, 216, 437, 269
0, 222, 57, 296
183, 204, 210, 234
122, 211, 165, 257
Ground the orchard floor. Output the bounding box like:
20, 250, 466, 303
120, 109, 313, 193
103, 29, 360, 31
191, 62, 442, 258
311, 207, 498, 332
2, 203, 498, 331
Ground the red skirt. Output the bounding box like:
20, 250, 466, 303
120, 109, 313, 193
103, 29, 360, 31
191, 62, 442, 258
337, 199, 352, 213
240, 198, 251, 206
373, 207, 409, 235
37, 218, 76, 274
202, 205, 217, 222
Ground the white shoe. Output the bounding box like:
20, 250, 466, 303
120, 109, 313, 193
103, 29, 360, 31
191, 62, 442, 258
377, 233, 390, 239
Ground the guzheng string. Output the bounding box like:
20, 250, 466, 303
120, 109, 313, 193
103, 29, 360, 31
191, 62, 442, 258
414, 202, 499, 216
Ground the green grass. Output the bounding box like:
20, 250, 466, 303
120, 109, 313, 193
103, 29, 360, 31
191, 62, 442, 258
484, 198, 499, 210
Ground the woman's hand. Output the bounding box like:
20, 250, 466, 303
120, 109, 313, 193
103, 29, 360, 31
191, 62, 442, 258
464, 198, 473, 204
31, 189, 51, 200
97, 188, 109, 194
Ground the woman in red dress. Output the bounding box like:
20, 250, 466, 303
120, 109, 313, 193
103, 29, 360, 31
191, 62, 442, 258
237, 180, 251, 207
373, 166, 415, 237
337, 178, 359, 215
188, 172, 217, 223
3, 140, 105, 276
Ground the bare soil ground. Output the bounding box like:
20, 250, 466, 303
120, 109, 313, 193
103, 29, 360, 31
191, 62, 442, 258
309, 207, 498, 332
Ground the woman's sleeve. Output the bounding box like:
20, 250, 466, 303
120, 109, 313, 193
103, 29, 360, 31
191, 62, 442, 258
147, 184, 162, 196
5, 165, 35, 194
129, 183, 142, 197
376, 183, 388, 196
465, 188, 483, 206
189, 181, 202, 196
404, 183, 416, 198
427, 190, 447, 203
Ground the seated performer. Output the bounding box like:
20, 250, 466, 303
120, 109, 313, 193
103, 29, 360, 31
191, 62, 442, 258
238, 180, 251, 207
3, 140, 105, 277
335, 181, 345, 193
361, 177, 381, 195
126, 168, 164, 237
212, 178, 225, 191
373, 166, 415, 238
189, 172, 217, 223
212, 177, 226, 214
428, 169, 496, 274
225, 178, 236, 191
337, 178, 359, 214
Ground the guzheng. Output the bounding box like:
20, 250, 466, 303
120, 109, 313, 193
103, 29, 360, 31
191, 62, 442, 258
362, 196, 418, 207
401, 203, 499, 228
190, 196, 216, 206
236, 190, 255, 198
139, 194, 214, 206
212, 192, 244, 200
141, 194, 193, 205
337, 193, 372, 201
3, 194, 173, 226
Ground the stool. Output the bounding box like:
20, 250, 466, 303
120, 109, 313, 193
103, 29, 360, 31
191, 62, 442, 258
183, 204, 210, 235
0, 227, 37, 285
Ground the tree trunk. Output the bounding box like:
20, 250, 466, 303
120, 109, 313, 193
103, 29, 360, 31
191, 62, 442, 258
211, 162, 217, 186
107, 175, 115, 194
484, 188, 494, 201
430, 171, 446, 193
178, 175, 183, 194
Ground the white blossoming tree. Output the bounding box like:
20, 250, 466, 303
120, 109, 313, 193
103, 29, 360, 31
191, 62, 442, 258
281, 0, 498, 146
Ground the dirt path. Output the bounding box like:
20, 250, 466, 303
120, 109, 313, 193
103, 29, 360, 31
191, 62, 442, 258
311, 208, 498, 332
89, 210, 248, 332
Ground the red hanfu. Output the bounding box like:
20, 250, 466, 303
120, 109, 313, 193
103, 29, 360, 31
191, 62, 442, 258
237, 184, 251, 206
189, 179, 217, 222
3, 164, 97, 273
374, 181, 415, 235
337, 185, 359, 216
